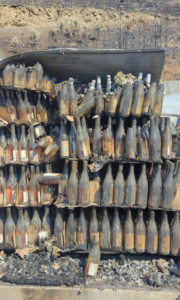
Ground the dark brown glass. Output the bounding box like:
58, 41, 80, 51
67, 161, 78, 206
69, 121, 77, 158
16, 208, 28, 249
58, 82, 69, 117
78, 161, 90, 205
28, 166, 41, 206
77, 208, 87, 246
0, 89, 6, 108
159, 211, 170, 255
119, 82, 133, 117
113, 163, 124, 206
136, 163, 148, 208
123, 208, 134, 252
36, 92, 48, 123
102, 163, 113, 206
81, 116, 91, 156
66, 209, 76, 246
19, 166, 29, 206
103, 116, 114, 157
92, 116, 103, 156
146, 210, 158, 254
6, 166, 17, 206
19, 125, 29, 164
149, 117, 161, 161
0, 167, 6, 207
99, 207, 111, 249
124, 164, 136, 207
59, 118, 69, 158
8, 124, 19, 163
161, 163, 174, 209
54, 207, 64, 247
89, 207, 99, 247
75, 116, 89, 160
115, 117, 125, 158
161, 117, 172, 159
135, 209, 145, 253
5, 207, 15, 247
111, 208, 122, 250
148, 164, 162, 209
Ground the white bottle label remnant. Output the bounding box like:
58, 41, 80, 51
23, 191, 28, 203
0, 234, 3, 243
20, 150, 27, 161
25, 233, 28, 245
0, 193, 3, 205
13, 150, 18, 161
88, 263, 99, 276
38, 191, 41, 203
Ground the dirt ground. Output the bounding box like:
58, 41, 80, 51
0, 4, 180, 81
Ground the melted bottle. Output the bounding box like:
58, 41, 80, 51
119, 82, 133, 117
31, 207, 41, 234
54, 207, 64, 247
19, 166, 29, 206
69, 79, 77, 115
0, 127, 7, 165
76, 116, 89, 160
81, 117, 91, 156
148, 164, 162, 209
113, 163, 124, 206
103, 116, 114, 157
66, 209, 76, 246
89, 207, 99, 247
159, 211, 170, 255
95, 76, 104, 115
42, 206, 51, 236
6, 166, 17, 205
77, 208, 87, 246
36, 92, 48, 123
136, 163, 148, 208
0, 167, 6, 207
19, 125, 29, 164
170, 211, 180, 256
135, 209, 145, 253
68, 161, 78, 206
7, 124, 19, 163
5, 207, 15, 247
28, 165, 41, 206
161, 117, 172, 159
85, 242, 100, 278
92, 116, 103, 156
29, 125, 42, 164
146, 210, 158, 254
111, 207, 122, 250
16, 208, 28, 249
149, 117, 161, 161
115, 117, 125, 158
102, 163, 113, 206
123, 208, 134, 252
161, 163, 174, 209
58, 82, 69, 117
69, 121, 77, 158
78, 161, 90, 205
99, 207, 111, 249
59, 118, 69, 159
124, 164, 136, 207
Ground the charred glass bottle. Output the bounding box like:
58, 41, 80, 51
5, 207, 15, 247
85, 242, 100, 278
161, 117, 172, 159
58, 82, 69, 117
42, 206, 51, 236
89, 207, 99, 247
126, 127, 136, 159
154, 84, 164, 116
54, 207, 64, 247
0, 127, 7, 165
28, 165, 41, 206
24, 208, 30, 229
8, 124, 19, 163
170, 211, 180, 256
0, 167, 6, 207
124, 208, 134, 252
78, 161, 90, 205
69, 121, 77, 158
77, 208, 87, 246
42, 163, 55, 203
146, 210, 158, 254
113, 163, 124, 206
58, 160, 68, 196
95, 76, 104, 115
24, 90, 33, 122
29, 125, 41, 164
91, 171, 101, 205
136, 163, 148, 208
172, 162, 180, 209
124, 164, 136, 207
19, 166, 29, 206
19, 125, 29, 164
131, 78, 144, 117
148, 164, 162, 209
66, 209, 76, 246
161, 163, 174, 209
92, 116, 103, 156
31, 207, 41, 234
103, 116, 114, 157
149, 117, 161, 161
142, 82, 157, 116
76, 116, 89, 160
81, 116, 91, 156
115, 117, 125, 158
6, 166, 17, 205
16, 91, 30, 122
99, 207, 111, 249
155, 116, 161, 154
135, 209, 145, 253
159, 211, 170, 255
111, 208, 122, 250
6, 90, 17, 122
68, 161, 78, 206
59, 118, 69, 158
102, 163, 113, 206
119, 82, 133, 117
69, 79, 77, 115
16, 208, 28, 249
36, 92, 48, 123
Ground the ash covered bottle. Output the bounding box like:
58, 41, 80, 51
102, 163, 113, 206
6, 166, 17, 206
0, 167, 6, 207
95, 76, 104, 115
115, 117, 125, 158
69, 78, 77, 115
16, 91, 30, 122
5, 207, 15, 247
126, 127, 136, 159
136, 163, 148, 208
8, 124, 19, 163
148, 163, 162, 209
16, 208, 28, 249
103, 116, 114, 157
67, 160, 78, 206
31, 207, 41, 235
149, 116, 161, 161
28, 165, 41, 206
75, 116, 89, 160
24, 90, 33, 122
123, 208, 134, 252
54, 207, 64, 247
24, 208, 30, 229
124, 164, 136, 207
159, 211, 170, 255
154, 84, 164, 116
77, 208, 87, 246
131, 73, 144, 116
78, 161, 90, 206
146, 210, 158, 254
142, 82, 157, 116
135, 209, 145, 253
99, 207, 111, 249
42, 206, 51, 236
69, 120, 77, 158
19, 166, 29, 206
58, 81, 69, 117
6, 90, 17, 122
119, 82, 133, 117
111, 207, 122, 250
161, 163, 174, 210
89, 207, 99, 247
29, 125, 42, 164
81, 116, 91, 156
19, 125, 29, 164
92, 116, 103, 156
170, 211, 180, 256
66, 209, 76, 246
36, 92, 48, 123
91, 171, 101, 205
59, 118, 69, 159
161, 117, 172, 159
42, 163, 55, 203
113, 163, 124, 206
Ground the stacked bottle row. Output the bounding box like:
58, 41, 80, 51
1, 206, 180, 256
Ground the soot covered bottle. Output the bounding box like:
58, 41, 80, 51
103, 116, 114, 157
6, 166, 17, 206
54, 207, 64, 247
170, 211, 180, 256
115, 117, 125, 158
123, 208, 134, 252
161, 163, 174, 210
148, 164, 162, 209
5, 207, 15, 247
16, 208, 28, 249
89, 207, 99, 247
113, 163, 124, 206
59, 118, 69, 159
28, 165, 41, 206
99, 207, 111, 249
136, 163, 148, 208
146, 210, 158, 254
102, 163, 113, 206
135, 209, 146, 253
19, 166, 29, 205
124, 164, 136, 207
77, 208, 87, 247
8, 124, 19, 163
78, 161, 90, 206
111, 208, 122, 250
92, 116, 103, 156
159, 211, 170, 255
75, 116, 89, 160
67, 161, 78, 206
66, 209, 76, 246
19, 125, 29, 164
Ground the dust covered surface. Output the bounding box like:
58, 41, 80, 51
1, 251, 180, 289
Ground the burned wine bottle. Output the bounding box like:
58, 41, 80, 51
126, 127, 136, 159
99, 207, 111, 249
161, 117, 172, 159
149, 117, 161, 161
28, 165, 41, 206
19, 125, 29, 164
161, 163, 174, 210
54, 207, 64, 247
135, 209, 145, 253
75, 116, 89, 160
142, 82, 157, 116
77, 208, 87, 247
91, 171, 101, 205
66, 209, 76, 246
148, 164, 162, 209
95, 76, 104, 115
6, 90, 17, 122
81, 116, 91, 156
119, 82, 133, 117
5, 207, 15, 247
113, 163, 124, 206
124, 164, 136, 207
146, 210, 158, 254
16, 91, 30, 122
131, 73, 144, 117
124, 208, 134, 252
92, 116, 103, 156
136, 163, 148, 208
24, 90, 34, 122
154, 84, 164, 117
36, 92, 48, 123
170, 211, 180, 256
59, 118, 69, 159
42, 206, 51, 236
24, 208, 30, 229
172, 161, 180, 209
0, 168, 5, 207
159, 211, 170, 255
115, 117, 125, 158
19, 166, 29, 206
0, 211, 3, 244
78, 161, 90, 206
31, 207, 41, 234
58, 81, 69, 117
74, 80, 95, 117
67, 160, 78, 206
69, 78, 77, 115
103, 116, 114, 157
16, 208, 28, 249
89, 207, 99, 247
6, 166, 17, 206
111, 207, 122, 250
0, 127, 7, 165
102, 163, 113, 206
29, 125, 42, 164
85, 242, 100, 278
69, 120, 77, 158
7, 124, 19, 163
